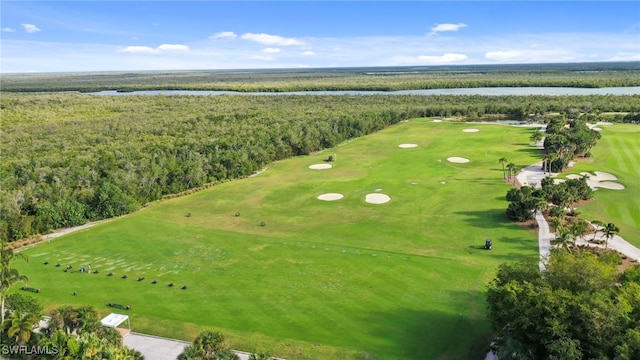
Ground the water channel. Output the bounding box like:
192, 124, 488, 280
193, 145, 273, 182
88, 87, 640, 96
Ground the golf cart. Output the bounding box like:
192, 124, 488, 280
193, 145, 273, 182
484, 238, 493, 250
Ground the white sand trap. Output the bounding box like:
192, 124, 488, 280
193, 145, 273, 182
564, 171, 624, 190
440, 181, 446, 184
317, 193, 344, 201
309, 164, 332, 170
463, 128, 480, 133
447, 157, 470, 163
365, 193, 391, 204
432, 119, 443, 122
398, 144, 418, 148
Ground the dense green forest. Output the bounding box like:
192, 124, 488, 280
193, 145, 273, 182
1, 92, 640, 241
2, 62, 640, 92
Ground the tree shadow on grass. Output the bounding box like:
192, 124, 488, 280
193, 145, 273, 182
454, 209, 515, 229
359, 291, 492, 360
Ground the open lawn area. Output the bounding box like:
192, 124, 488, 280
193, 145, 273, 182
559, 123, 640, 246
15, 120, 550, 359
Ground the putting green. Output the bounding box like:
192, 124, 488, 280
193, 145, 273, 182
17, 120, 546, 359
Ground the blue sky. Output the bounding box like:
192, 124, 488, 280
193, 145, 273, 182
2, 1, 639, 73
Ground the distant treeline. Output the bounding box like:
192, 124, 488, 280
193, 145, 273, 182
1, 92, 639, 240
2, 62, 640, 92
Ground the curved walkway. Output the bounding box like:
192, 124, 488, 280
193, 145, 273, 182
487, 157, 639, 360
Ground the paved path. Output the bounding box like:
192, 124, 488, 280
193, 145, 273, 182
576, 230, 640, 262
123, 332, 256, 360
123, 333, 190, 360
535, 211, 553, 271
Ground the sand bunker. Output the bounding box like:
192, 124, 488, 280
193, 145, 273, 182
309, 164, 332, 170
398, 144, 418, 148
447, 157, 470, 163
317, 193, 344, 201
432, 119, 443, 123
463, 128, 480, 133
365, 193, 391, 204
565, 171, 625, 190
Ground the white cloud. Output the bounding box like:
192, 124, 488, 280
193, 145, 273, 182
250, 54, 276, 61
606, 52, 640, 62
302, 50, 315, 56
21, 24, 41, 33
157, 44, 189, 52
119, 46, 156, 54
241, 33, 304, 46
119, 43, 189, 54
429, 23, 467, 36
485, 49, 575, 63
418, 53, 468, 64
210, 31, 237, 40
262, 47, 281, 54
3, 27, 16, 33
485, 50, 529, 62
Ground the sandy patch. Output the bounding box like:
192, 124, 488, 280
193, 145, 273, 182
447, 157, 470, 163
463, 128, 480, 133
398, 144, 418, 148
564, 171, 624, 190
587, 122, 613, 131
365, 193, 391, 204
432, 119, 443, 122
309, 164, 332, 170
317, 193, 344, 201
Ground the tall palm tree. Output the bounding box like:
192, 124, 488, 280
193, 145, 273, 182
0, 241, 29, 329
507, 163, 516, 180
569, 220, 589, 242
591, 220, 604, 241
2, 310, 39, 345
499, 157, 508, 180
554, 229, 575, 253
603, 223, 620, 250
506, 163, 517, 185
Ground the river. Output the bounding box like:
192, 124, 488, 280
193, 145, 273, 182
88, 87, 640, 96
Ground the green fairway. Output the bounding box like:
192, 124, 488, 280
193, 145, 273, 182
560, 123, 640, 246
16, 120, 545, 359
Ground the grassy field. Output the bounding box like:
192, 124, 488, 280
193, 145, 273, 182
559, 123, 640, 246
15, 120, 550, 359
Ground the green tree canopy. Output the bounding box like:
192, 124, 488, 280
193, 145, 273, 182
486, 251, 640, 359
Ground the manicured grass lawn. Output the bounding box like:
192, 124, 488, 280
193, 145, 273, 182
560, 123, 640, 246
16, 120, 543, 359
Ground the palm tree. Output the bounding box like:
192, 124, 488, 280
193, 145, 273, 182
0, 240, 29, 329
569, 220, 589, 243
591, 220, 604, 241
1, 310, 39, 345
506, 163, 517, 185
499, 157, 508, 180
603, 223, 620, 250
554, 228, 575, 253
549, 216, 565, 233
49, 305, 99, 335
530, 130, 544, 144
507, 163, 518, 185
533, 197, 548, 215
39, 329, 74, 358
